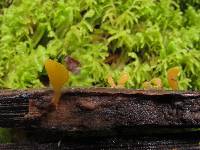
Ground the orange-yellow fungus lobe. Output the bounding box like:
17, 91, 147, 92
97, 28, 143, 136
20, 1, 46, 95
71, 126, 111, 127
167, 67, 180, 90
107, 74, 116, 88
142, 81, 153, 90
117, 73, 129, 88
45, 59, 69, 105
150, 78, 162, 89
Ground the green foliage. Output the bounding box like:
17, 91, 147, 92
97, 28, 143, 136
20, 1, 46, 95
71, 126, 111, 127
176, 0, 200, 10
0, 128, 11, 143
0, 0, 200, 90
0, 0, 12, 9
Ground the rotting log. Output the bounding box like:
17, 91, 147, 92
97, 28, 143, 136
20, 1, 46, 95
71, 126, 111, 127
1, 132, 200, 150
0, 88, 200, 131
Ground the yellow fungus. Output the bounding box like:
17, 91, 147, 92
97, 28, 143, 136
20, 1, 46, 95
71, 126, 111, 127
142, 77, 162, 90
167, 66, 180, 90
107, 74, 116, 88
150, 78, 162, 89
45, 59, 69, 105
142, 81, 153, 90
117, 73, 129, 88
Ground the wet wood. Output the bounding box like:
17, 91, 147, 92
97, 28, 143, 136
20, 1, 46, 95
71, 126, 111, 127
1, 132, 200, 150
0, 88, 200, 131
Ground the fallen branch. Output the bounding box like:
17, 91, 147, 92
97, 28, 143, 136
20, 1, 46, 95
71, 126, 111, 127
0, 88, 200, 131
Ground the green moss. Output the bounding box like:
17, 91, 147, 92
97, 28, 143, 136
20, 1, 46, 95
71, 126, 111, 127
0, 0, 199, 90
0, 128, 11, 143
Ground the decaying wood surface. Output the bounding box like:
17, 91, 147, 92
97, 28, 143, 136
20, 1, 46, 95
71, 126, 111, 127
0, 88, 200, 131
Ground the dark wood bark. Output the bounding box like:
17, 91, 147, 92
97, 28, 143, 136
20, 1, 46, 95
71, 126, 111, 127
1, 132, 200, 150
0, 88, 200, 131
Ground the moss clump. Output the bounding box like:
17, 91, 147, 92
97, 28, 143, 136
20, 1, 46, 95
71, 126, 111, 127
0, 0, 200, 90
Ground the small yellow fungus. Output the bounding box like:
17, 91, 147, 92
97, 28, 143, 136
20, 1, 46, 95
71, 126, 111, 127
107, 74, 116, 88
117, 73, 129, 88
107, 72, 129, 88
167, 66, 180, 90
150, 78, 162, 89
142, 81, 153, 90
45, 59, 69, 106
143, 78, 162, 90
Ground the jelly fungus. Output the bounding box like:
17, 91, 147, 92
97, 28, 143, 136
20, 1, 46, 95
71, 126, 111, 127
143, 81, 153, 90
107, 74, 116, 88
45, 59, 69, 106
150, 78, 162, 89
117, 73, 129, 88
107, 72, 129, 88
167, 67, 180, 90
143, 78, 162, 90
